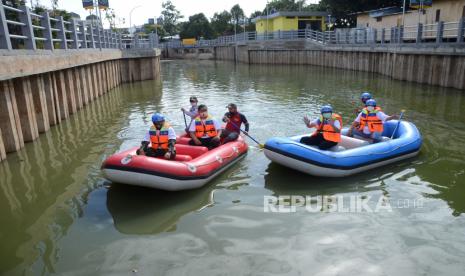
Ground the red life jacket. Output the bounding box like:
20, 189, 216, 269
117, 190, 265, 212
225, 112, 243, 132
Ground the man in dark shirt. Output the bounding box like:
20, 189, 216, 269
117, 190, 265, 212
221, 103, 249, 143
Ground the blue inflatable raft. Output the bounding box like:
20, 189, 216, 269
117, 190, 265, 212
264, 121, 422, 177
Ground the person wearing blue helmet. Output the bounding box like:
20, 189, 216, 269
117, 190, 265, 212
348, 99, 398, 143
301, 105, 343, 150
354, 92, 373, 114
137, 113, 177, 159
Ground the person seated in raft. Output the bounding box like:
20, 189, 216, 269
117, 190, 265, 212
355, 91, 373, 114
137, 113, 176, 160
348, 99, 398, 143
301, 105, 343, 150
189, 104, 222, 150
221, 103, 249, 143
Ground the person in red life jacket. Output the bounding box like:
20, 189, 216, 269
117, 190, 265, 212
348, 99, 398, 143
301, 105, 343, 150
221, 103, 249, 143
355, 92, 373, 114
189, 104, 222, 150
137, 113, 177, 159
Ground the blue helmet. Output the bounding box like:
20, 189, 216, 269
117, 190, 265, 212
365, 99, 377, 107
361, 92, 372, 103
320, 105, 333, 114
151, 113, 165, 123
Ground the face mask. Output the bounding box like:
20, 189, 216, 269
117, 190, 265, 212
322, 113, 332, 119
191, 102, 197, 106
367, 106, 375, 112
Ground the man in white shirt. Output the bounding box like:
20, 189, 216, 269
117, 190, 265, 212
188, 105, 222, 150
137, 113, 177, 159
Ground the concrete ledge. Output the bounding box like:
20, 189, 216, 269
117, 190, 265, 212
0, 48, 160, 81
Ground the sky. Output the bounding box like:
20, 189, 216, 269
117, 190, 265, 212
32, 0, 318, 28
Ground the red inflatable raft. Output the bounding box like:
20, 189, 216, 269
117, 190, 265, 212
101, 135, 248, 191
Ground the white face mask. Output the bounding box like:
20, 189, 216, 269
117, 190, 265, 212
367, 106, 375, 112
191, 102, 197, 107
322, 113, 332, 119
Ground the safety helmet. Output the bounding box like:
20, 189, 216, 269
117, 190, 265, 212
151, 113, 165, 123
360, 92, 372, 103
320, 105, 333, 114
365, 99, 377, 107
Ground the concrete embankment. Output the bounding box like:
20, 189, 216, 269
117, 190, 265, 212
0, 49, 161, 161
162, 42, 465, 90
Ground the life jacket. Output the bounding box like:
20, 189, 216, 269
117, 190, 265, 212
358, 107, 383, 133
149, 122, 171, 150
225, 112, 242, 132
194, 115, 218, 138
312, 113, 342, 143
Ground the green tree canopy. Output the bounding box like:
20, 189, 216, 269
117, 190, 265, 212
179, 13, 214, 39
211, 10, 233, 36
161, 0, 183, 36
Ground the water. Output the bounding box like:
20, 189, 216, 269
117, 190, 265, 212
1, 60, 465, 276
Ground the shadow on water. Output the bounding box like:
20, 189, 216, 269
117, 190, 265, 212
106, 183, 215, 235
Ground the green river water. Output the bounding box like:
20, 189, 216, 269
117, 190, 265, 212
1, 60, 465, 276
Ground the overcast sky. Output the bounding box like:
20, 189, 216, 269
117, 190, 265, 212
32, 0, 318, 28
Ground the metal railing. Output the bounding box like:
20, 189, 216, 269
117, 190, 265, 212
0, 3, 157, 50
160, 18, 465, 49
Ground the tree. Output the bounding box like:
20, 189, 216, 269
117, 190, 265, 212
211, 10, 233, 36
230, 4, 244, 33
179, 13, 214, 39
249, 10, 263, 19
161, 0, 183, 36
263, 0, 306, 13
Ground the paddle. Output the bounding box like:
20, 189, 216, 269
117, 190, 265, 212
182, 112, 188, 129
390, 110, 406, 139
228, 120, 264, 149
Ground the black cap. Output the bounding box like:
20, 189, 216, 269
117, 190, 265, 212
189, 96, 198, 102
226, 103, 237, 109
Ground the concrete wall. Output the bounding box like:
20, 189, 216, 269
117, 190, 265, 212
0, 49, 161, 161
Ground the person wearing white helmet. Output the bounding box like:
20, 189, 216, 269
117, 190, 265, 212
301, 105, 343, 150
348, 99, 398, 143
137, 113, 177, 159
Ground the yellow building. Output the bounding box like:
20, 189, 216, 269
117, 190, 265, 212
252, 11, 330, 33
356, 0, 465, 28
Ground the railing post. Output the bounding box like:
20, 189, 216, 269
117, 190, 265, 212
436, 21, 444, 43
19, 6, 36, 50
354, 30, 358, 44
89, 23, 95, 48
372, 29, 377, 44
457, 17, 464, 43
118, 33, 122, 49
381, 28, 385, 44
40, 11, 54, 50
0, 3, 12, 50
399, 25, 404, 43
390, 27, 394, 43
80, 21, 87, 48
57, 16, 67, 49
71, 19, 79, 49
416, 23, 423, 44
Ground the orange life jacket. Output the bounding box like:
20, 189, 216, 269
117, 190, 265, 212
358, 107, 383, 133
194, 115, 218, 138
149, 122, 171, 150
312, 113, 342, 143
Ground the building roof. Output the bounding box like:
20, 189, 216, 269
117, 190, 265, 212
352, 6, 410, 17
252, 11, 330, 22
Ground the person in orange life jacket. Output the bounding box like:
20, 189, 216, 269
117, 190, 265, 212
221, 103, 249, 143
354, 91, 373, 114
137, 113, 177, 160
188, 104, 222, 150
301, 105, 343, 150
348, 99, 398, 143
